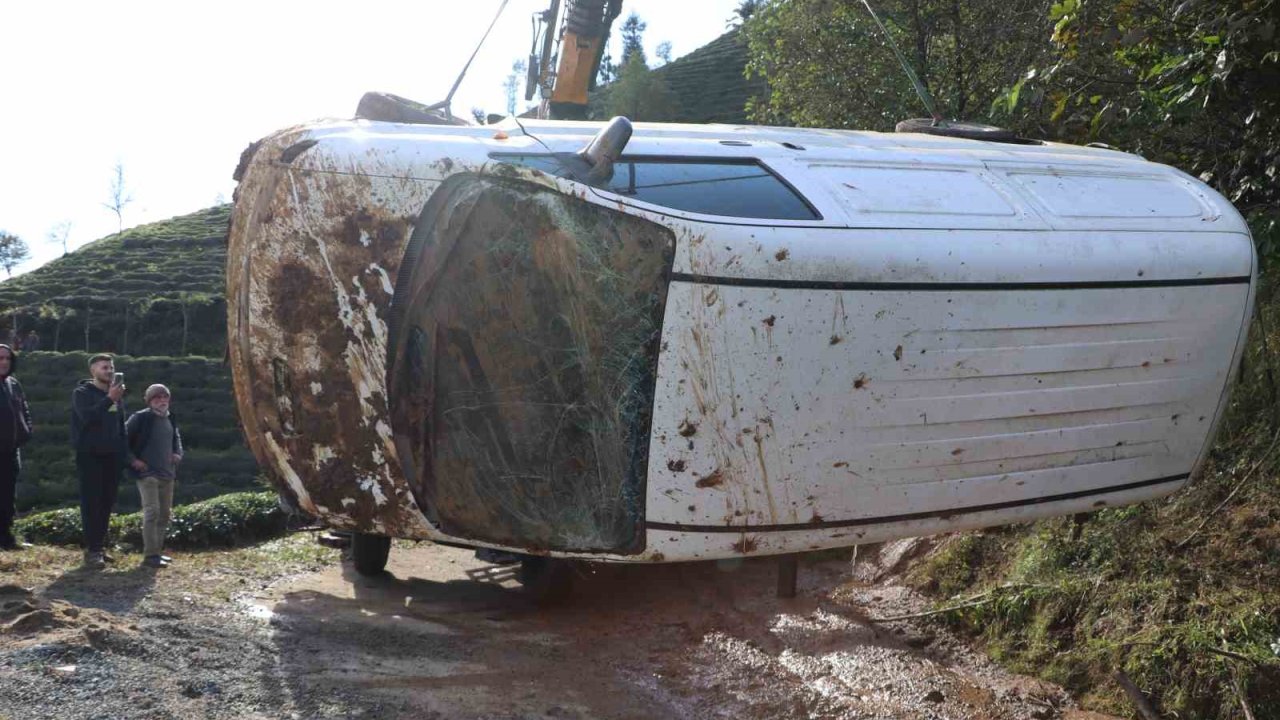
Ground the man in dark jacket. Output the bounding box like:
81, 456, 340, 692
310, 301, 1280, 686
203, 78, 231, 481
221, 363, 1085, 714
71, 353, 128, 568
0, 344, 33, 550
126, 384, 183, 568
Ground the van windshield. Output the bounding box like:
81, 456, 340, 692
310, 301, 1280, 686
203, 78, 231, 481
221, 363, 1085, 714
492, 154, 820, 221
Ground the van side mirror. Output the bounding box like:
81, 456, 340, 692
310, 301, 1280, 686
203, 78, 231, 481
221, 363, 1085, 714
580, 116, 632, 182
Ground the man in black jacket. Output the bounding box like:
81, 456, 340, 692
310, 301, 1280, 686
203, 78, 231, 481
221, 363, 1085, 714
71, 354, 128, 568
0, 344, 33, 550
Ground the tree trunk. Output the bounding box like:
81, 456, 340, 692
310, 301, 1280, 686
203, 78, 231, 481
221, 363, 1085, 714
84, 306, 91, 351
54, 318, 61, 352
180, 302, 189, 356
122, 303, 131, 356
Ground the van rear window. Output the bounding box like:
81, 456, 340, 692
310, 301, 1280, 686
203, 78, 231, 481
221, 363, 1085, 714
492, 154, 820, 221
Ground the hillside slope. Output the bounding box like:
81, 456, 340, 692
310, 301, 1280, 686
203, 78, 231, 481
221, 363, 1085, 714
591, 29, 766, 124
0, 205, 230, 358
651, 28, 766, 124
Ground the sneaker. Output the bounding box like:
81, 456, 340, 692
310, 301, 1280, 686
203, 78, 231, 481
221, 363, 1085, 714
83, 552, 106, 569
159, 554, 172, 563
142, 555, 167, 568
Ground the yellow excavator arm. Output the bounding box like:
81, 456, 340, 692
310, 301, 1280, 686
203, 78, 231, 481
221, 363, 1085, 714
529, 0, 623, 119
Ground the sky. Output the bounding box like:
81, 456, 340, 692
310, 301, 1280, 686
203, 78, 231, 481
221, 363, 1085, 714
0, 0, 745, 277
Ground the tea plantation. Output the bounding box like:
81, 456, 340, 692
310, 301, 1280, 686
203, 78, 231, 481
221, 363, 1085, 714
13, 352, 259, 513
1, 206, 263, 514
0, 204, 230, 358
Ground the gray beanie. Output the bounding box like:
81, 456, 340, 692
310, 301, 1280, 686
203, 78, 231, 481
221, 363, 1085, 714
144, 384, 171, 401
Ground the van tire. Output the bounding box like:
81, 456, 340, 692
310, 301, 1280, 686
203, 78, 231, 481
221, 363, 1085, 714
352, 533, 391, 576
518, 557, 574, 604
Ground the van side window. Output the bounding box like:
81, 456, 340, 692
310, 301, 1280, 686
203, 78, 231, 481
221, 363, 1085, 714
492, 154, 820, 221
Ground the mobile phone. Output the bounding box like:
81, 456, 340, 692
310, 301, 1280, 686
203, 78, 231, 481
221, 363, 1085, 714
112, 372, 124, 387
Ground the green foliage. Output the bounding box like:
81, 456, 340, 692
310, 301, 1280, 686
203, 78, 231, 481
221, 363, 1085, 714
743, 0, 1053, 129
593, 29, 762, 124
0, 231, 31, 278
620, 12, 648, 67
12, 351, 258, 513
599, 54, 679, 121
907, 532, 1005, 598
0, 205, 229, 356
14, 491, 287, 549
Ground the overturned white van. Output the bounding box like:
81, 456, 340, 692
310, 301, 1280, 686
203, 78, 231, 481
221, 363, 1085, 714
227, 115, 1254, 578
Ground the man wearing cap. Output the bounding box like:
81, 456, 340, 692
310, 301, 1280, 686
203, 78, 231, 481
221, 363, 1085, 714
126, 384, 183, 568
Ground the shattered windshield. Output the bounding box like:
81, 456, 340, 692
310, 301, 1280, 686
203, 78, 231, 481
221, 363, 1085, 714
493, 154, 820, 221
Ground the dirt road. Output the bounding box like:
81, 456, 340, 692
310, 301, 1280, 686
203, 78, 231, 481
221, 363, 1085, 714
1, 538, 1115, 719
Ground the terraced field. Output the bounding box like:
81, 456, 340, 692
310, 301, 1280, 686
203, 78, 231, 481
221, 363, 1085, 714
0, 205, 230, 358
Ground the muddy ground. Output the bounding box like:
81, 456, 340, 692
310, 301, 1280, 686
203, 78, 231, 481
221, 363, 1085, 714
0, 536, 1117, 720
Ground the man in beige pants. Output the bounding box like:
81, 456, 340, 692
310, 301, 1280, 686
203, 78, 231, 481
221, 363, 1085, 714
125, 384, 183, 568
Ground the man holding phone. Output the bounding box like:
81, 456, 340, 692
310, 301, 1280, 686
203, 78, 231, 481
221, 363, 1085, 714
71, 354, 128, 568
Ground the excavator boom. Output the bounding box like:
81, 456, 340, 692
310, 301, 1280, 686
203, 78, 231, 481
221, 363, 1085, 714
536, 0, 622, 119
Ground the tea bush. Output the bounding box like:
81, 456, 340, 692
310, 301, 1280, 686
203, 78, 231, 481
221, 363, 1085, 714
14, 491, 288, 549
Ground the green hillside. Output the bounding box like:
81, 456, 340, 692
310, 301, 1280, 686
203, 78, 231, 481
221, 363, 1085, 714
14, 352, 259, 513
650, 29, 766, 124
0, 205, 230, 358
591, 29, 766, 124
0, 207, 259, 514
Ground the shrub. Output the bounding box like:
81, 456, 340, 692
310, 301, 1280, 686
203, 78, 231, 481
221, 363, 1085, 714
14, 491, 288, 550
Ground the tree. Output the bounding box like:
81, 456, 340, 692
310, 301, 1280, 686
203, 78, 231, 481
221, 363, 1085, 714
620, 12, 647, 67
123, 295, 158, 356
654, 41, 673, 67
597, 42, 618, 85
103, 161, 134, 235
46, 220, 72, 256
82, 300, 93, 351
177, 291, 214, 355
38, 303, 74, 351
603, 53, 678, 121
0, 231, 31, 277
729, 0, 763, 27
503, 59, 527, 117
743, 0, 1052, 130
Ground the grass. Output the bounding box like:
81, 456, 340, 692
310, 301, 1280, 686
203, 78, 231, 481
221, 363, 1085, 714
908, 289, 1280, 719
0, 533, 341, 606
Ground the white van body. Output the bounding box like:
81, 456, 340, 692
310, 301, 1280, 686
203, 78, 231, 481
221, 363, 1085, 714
226, 118, 1255, 563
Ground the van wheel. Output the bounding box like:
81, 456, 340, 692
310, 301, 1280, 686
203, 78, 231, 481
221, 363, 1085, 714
352, 533, 391, 576
518, 557, 574, 604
